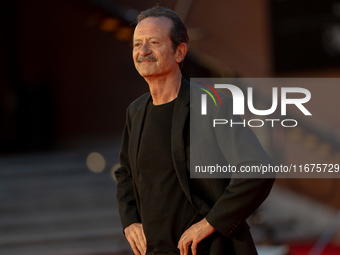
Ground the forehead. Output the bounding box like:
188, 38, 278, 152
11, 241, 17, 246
134, 16, 173, 40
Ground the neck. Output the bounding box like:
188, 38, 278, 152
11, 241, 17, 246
144, 70, 182, 105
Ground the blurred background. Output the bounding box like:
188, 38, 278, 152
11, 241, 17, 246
1, 0, 340, 254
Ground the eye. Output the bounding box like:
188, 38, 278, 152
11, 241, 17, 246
133, 43, 141, 48
151, 41, 159, 45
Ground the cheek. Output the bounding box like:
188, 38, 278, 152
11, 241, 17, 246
132, 55, 140, 68
132, 50, 139, 60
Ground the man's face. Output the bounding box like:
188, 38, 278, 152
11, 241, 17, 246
133, 17, 179, 78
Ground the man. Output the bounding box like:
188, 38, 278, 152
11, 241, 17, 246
115, 6, 274, 255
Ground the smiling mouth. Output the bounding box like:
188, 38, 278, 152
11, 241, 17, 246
139, 59, 154, 63
137, 56, 157, 63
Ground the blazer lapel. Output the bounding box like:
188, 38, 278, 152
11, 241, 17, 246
129, 93, 151, 179
171, 78, 192, 203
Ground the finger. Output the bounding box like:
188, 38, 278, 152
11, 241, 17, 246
178, 236, 186, 255
183, 241, 190, 255
127, 237, 141, 255
141, 228, 146, 245
138, 228, 147, 255
132, 246, 141, 255
177, 235, 182, 254
191, 241, 198, 255
141, 227, 147, 252
134, 232, 145, 255
180, 236, 191, 255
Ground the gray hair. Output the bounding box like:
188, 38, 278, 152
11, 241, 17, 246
136, 6, 189, 68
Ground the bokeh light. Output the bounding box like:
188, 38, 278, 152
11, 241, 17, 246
86, 152, 106, 173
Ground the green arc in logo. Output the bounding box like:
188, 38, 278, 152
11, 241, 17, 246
199, 88, 217, 106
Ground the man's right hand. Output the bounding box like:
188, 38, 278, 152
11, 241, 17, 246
124, 223, 147, 255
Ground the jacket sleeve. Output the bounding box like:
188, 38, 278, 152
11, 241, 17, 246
115, 106, 141, 231
205, 177, 274, 238
204, 95, 275, 238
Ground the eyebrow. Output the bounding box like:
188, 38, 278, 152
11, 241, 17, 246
133, 36, 161, 42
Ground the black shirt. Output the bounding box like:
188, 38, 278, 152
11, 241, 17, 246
137, 99, 207, 255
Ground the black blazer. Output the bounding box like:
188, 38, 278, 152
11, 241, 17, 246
115, 78, 275, 254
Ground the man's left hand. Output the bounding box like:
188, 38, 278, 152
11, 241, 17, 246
177, 217, 215, 255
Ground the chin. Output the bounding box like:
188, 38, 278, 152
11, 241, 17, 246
141, 74, 155, 79
138, 70, 157, 78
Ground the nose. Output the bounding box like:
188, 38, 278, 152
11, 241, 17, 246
139, 43, 152, 56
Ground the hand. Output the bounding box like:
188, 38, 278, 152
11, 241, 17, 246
177, 218, 215, 255
124, 223, 147, 255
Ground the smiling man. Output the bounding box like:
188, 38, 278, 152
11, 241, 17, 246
115, 6, 274, 255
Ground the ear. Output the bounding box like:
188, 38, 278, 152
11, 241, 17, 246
175, 43, 188, 64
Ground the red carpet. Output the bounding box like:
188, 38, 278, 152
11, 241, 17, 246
289, 244, 340, 255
